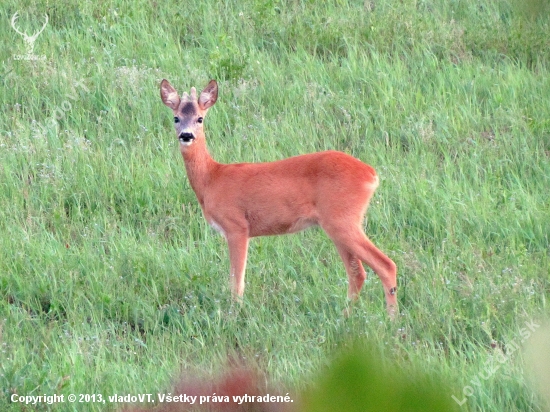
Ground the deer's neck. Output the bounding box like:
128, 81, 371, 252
180, 137, 218, 206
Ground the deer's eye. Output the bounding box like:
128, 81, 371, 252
174, 117, 179, 123
197, 117, 203, 124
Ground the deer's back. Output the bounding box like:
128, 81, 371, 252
202, 151, 378, 237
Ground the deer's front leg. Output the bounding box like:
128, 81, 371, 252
226, 231, 249, 300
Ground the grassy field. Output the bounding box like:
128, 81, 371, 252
1, 0, 549, 410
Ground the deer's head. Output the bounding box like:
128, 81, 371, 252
160, 79, 218, 147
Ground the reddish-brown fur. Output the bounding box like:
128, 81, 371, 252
160, 79, 397, 318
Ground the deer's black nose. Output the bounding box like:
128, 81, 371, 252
179, 132, 194, 142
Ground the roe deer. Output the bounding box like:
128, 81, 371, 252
160, 79, 398, 318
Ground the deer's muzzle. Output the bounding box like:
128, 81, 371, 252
179, 132, 194, 143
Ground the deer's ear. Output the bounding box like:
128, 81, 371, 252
198, 80, 218, 111
160, 79, 180, 110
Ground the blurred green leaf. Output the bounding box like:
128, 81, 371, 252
299, 343, 460, 412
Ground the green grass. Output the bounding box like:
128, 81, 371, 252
1, 0, 549, 411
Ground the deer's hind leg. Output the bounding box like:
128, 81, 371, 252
323, 220, 398, 319
335, 245, 367, 301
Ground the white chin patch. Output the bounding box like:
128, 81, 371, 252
179, 139, 194, 147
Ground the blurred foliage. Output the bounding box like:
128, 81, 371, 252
525, 323, 550, 412
299, 343, 460, 412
